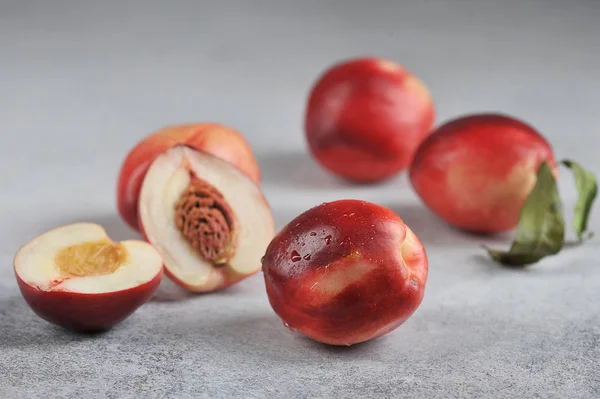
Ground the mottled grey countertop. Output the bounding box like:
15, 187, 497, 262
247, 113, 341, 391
1, 1, 599, 398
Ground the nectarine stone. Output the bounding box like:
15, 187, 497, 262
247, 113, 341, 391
174, 176, 236, 266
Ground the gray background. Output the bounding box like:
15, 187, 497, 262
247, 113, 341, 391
1, 0, 599, 398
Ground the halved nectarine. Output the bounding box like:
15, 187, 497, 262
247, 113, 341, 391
138, 145, 275, 292
117, 123, 261, 232
14, 223, 163, 332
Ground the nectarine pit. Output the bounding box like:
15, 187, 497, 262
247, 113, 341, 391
54, 240, 128, 277
174, 175, 236, 266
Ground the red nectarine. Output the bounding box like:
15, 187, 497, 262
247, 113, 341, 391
409, 113, 556, 233
14, 223, 163, 332
305, 57, 435, 182
261, 199, 428, 346
117, 123, 261, 231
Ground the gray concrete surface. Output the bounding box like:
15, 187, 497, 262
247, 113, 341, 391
1, 1, 599, 398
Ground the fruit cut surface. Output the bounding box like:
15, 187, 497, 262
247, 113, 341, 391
139, 145, 274, 292
14, 223, 163, 294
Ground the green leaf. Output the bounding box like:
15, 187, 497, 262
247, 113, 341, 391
561, 160, 598, 241
485, 161, 565, 267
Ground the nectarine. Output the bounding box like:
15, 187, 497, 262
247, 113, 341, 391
117, 123, 261, 231
409, 113, 556, 233
139, 145, 274, 292
14, 223, 163, 332
305, 57, 435, 182
261, 200, 428, 346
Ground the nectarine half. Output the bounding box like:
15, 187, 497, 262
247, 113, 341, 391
139, 145, 274, 293
117, 123, 261, 231
14, 223, 163, 332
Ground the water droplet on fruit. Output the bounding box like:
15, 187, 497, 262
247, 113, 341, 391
303, 254, 311, 261
291, 251, 302, 262
325, 235, 332, 245
310, 232, 317, 236
349, 212, 355, 217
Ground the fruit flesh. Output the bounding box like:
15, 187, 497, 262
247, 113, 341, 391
117, 123, 261, 231
409, 113, 556, 233
305, 57, 435, 182
261, 200, 428, 346
139, 145, 274, 292
15, 223, 162, 294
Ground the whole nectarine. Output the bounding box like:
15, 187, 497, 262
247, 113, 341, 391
409, 113, 556, 233
304, 57, 435, 182
261, 199, 428, 346
117, 123, 261, 231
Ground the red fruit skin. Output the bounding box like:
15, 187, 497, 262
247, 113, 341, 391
305, 57, 435, 182
117, 123, 261, 231
15, 270, 163, 332
409, 113, 556, 234
261, 200, 428, 346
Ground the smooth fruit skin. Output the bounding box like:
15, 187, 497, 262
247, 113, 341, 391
304, 57, 435, 182
261, 200, 428, 346
409, 113, 556, 233
15, 270, 162, 332
117, 123, 261, 231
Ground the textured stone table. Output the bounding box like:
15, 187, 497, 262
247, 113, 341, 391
1, 1, 599, 398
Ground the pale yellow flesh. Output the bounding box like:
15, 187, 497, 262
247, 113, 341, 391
138, 146, 274, 288
14, 223, 163, 294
